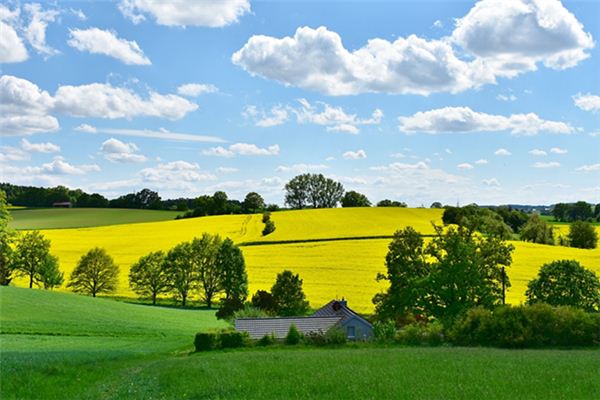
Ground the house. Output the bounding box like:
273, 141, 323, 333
235, 299, 373, 341
52, 201, 72, 208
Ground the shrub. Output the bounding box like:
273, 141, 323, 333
216, 298, 245, 320
233, 304, 269, 319
262, 220, 276, 236
262, 212, 271, 223
303, 327, 347, 346
373, 321, 397, 343
568, 221, 598, 249
450, 304, 600, 348
396, 322, 444, 346
285, 324, 302, 345
250, 290, 276, 313
194, 332, 219, 351
257, 333, 276, 346
220, 331, 248, 348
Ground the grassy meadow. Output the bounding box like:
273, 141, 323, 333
8, 207, 182, 230
2, 287, 599, 400
8, 207, 600, 312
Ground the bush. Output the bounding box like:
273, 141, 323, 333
233, 304, 269, 319
220, 331, 248, 348
396, 322, 444, 346
450, 304, 600, 348
257, 333, 276, 346
303, 327, 347, 346
285, 324, 302, 345
250, 290, 276, 313
262, 212, 271, 223
373, 321, 397, 343
262, 219, 276, 236
194, 332, 219, 351
568, 221, 598, 249
216, 298, 245, 320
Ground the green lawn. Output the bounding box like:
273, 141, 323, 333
2, 287, 599, 399
8, 208, 182, 230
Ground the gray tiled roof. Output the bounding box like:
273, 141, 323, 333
235, 316, 342, 339
313, 300, 373, 327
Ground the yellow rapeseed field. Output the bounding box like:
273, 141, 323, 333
12, 208, 600, 313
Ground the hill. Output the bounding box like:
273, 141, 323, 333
8, 208, 182, 230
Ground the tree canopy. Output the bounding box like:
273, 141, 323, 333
341, 191, 371, 207
568, 221, 598, 249
68, 247, 119, 297
284, 174, 344, 209
520, 214, 554, 245
271, 270, 310, 316
129, 251, 170, 304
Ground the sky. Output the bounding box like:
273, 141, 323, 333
0, 0, 599, 206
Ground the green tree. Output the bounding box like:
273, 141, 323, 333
520, 214, 554, 245
526, 260, 600, 312
242, 192, 265, 213
212, 191, 229, 214
37, 254, 64, 290
192, 233, 223, 308
68, 248, 119, 297
284, 174, 310, 209
377, 199, 407, 207
12, 231, 52, 288
569, 201, 593, 221
0, 190, 15, 285
262, 219, 276, 236
430, 202, 443, 209
568, 221, 598, 249
216, 239, 248, 318
271, 270, 309, 316
341, 191, 371, 207
552, 203, 569, 222
129, 251, 170, 305
284, 174, 344, 209
164, 241, 196, 306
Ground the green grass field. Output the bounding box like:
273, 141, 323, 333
2, 287, 599, 399
8, 208, 182, 230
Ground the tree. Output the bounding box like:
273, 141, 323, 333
552, 203, 569, 222
212, 191, 229, 214
0, 190, 15, 285
341, 191, 371, 207
526, 260, 600, 312
68, 248, 119, 297
242, 192, 265, 213
284, 174, 310, 209
129, 251, 170, 305
262, 219, 276, 236
164, 241, 196, 306
12, 231, 52, 288
37, 254, 64, 289
430, 202, 443, 209
216, 239, 248, 318
569, 201, 593, 221
373, 225, 513, 324
192, 233, 223, 308
251, 290, 276, 313
568, 221, 598, 249
520, 214, 554, 245
377, 199, 407, 207
271, 270, 309, 316
284, 174, 344, 209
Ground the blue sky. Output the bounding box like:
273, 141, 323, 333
1, 0, 599, 206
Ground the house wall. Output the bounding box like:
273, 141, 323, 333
341, 316, 373, 340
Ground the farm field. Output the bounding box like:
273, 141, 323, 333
9, 207, 600, 312
2, 287, 599, 400
8, 207, 182, 230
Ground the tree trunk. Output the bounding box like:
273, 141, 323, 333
206, 294, 212, 309
29, 274, 33, 288
182, 293, 187, 307
152, 292, 156, 305
92, 292, 96, 297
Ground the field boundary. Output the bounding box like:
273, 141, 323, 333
237, 234, 436, 247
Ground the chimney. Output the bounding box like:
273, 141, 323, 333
339, 297, 347, 307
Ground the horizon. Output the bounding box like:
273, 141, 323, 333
1, 0, 599, 206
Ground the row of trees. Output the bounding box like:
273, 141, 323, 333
553, 201, 600, 222
519, 215, 597, 249
373, 224, 600, 326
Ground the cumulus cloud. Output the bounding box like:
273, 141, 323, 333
21, 138, 60, 153
495, 148, 512, 156
496, 94, 517, 102
294, 99, 382, 134
576, 163, 600, 172
18, 156, 100, 175
119, 0, 250, 27
342, 150, 367, 160
573, 93, 600, 112
243, 105, 289, 127
475, 159, 488, 165
0, 146, 29, 162
100, 138, 147, 163
533, 161, 560, 169
550, 147, 568, 154
203, 143, 280, 157
452, 0, 594, 75
68, 28, 151, 65
529, 149, 547, 156
276, 164, 328, 173
482, 178, 500, 186
398, 106, 573, 135
75, 123, 97, 133
177, 83, 218, 97
0, 5, 28, 63
23, 3, 59, 57
457, 163, 474, 170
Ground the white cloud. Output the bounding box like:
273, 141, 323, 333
54, 83, 197, 120
0, 5, 28, 63
576, 163, 600, 172
475, 159, 488, 165
68, 28, 151, 65
23, 3, 59, 57
433, 19, 443, 29
457, 163, 474, 170
294, 99, 382, 134
177, 83, 218, 97
495, 148, 512, 156
139, 161, 216, 188
70, 8, 86, 21
533, 161, 560, 169
243, 105, 289, 127
398, 106, 573, 135
452, 0, 594, 76
0, 75, 59, 136
94, 128, 223, 143
370, 161, 430, 172
276, 164, 328, 173
0, 146, 29, 162
119, 0, 250, 27
21, 138, 60, 153
75, 123, 97, 133
573, 93, 600, 112
233, 26, 487, 96
100, 138, 147, 163
203, 143, 280, 157
343, 150, 367, 160
496, 94, 517, 102
25, 156, 101, 175
216, 167, 238, 174
391, 153, 405, 159
550, 147, 568, 154
529, 149, 547, 156
482, 178, 500, 186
